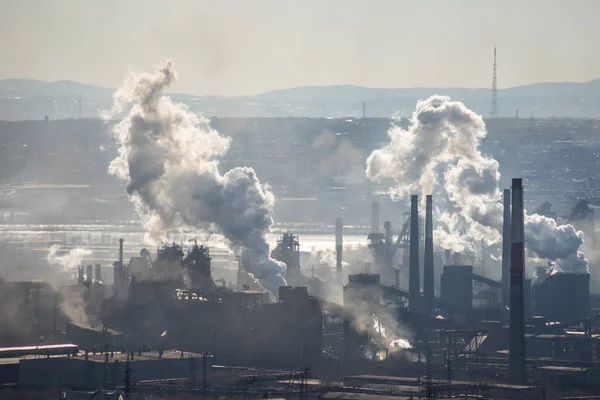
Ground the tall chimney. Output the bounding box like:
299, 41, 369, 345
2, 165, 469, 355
78, 266, 84, 285
509, 178, 526, 384
502, 189, 511, 304
119, 238, 124, 268
95, 264, 102, 283
371, 202, 380, 234
384, 221, 392, 243
424, 195, 434, 314
409, 195, 420, 312
384, 221, 393, 268
335, 218, 343, 275
113, 261, 121, 301
86, 265, 93, 284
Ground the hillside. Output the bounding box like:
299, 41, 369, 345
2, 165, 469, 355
0, 79, 599, 120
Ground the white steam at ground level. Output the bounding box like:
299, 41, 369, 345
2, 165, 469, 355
104, 60, 286, 296
45, 245, 99, 328
366, 95, 588, 275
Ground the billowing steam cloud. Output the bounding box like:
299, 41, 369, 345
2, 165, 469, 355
525, 213, 588, 275
47, 245, 92, 271
105, 60, 286, 294
367, 95, 588, 274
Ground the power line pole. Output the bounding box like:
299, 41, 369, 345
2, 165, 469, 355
490, 46, 498, 117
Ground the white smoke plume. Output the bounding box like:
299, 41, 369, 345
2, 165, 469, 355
46, 245, 92, 271
45, 245, 98, 328
344, 284, 412, 360
367, 95, 588, 274
310, 246, 348, 269
105, 60, 286, 295
525, 213, 588, 275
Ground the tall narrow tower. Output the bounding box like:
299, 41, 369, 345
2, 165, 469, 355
409, 195, 420, 313
509, 178, 526, 384
501, 189, 511, 304
424, 195, 434, 315
490, 46, 498, 117
335, 218, 343, 278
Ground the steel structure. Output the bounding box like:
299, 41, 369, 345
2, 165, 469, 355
491, 46, 498, 117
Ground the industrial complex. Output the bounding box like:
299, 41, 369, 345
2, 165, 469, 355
0, 174, 598, 399
1, 46, 600, 400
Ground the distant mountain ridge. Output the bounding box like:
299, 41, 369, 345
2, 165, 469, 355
1, 78, 599, 120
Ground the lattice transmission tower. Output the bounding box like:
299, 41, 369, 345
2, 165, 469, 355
490, 46, 498, 117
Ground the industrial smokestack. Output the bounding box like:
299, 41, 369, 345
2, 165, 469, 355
86, 265, 93, 284
424, 195, 434, 314
78, 266, 84, 285
95, 264, 101, 283
371, 202, 380, 234
335, 218, 343, 275
502, 189, 511, 304
384, 221, 392, 244
119, 238, 124, 268
509, 178, 526, 384
409, 195, 420, 312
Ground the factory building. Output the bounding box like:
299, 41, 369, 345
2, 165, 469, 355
0, 344, 212, 389
533, 271, 591, 323
96, 242, 324, 369
2, 177, 600, 396
440, 265, 473, 311
342, 274, 382, 361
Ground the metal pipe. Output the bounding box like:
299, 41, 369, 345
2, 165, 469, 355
78, 266, 84, 285
335, 218, 343, 273
409, 195, 420, 312
95, 264, 102, 283
119, 238, 124, 267
384, 221, 393, 268
371, 202, 380, 234
502, 189, 511, 304
424, 195, 434, 314
86, 265, 93, 284
509, 178, 526, 384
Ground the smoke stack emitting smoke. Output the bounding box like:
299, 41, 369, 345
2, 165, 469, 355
105, 60, 286, 294
366, 95, 588, 274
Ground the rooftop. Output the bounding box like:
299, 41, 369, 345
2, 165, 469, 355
0, 350, 211, 366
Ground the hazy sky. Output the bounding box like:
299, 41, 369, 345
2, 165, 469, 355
1, 0, 598, 96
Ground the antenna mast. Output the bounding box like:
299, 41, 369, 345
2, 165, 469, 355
490, 46, 498, 117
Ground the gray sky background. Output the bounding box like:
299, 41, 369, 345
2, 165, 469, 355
1, 0, 598, 96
